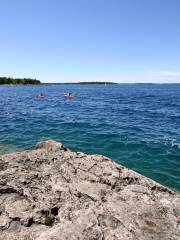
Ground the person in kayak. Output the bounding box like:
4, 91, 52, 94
64, 92, 72, 96
37, 93, 45, 99
66, 92, 71, 96
64, 92, 75, 99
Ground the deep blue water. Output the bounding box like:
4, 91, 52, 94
0, 84, 180, 191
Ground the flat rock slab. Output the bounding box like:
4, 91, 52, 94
0, 140, 179, 240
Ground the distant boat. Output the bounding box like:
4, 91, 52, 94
64, 93, 75, 100
36, 94, 45, 99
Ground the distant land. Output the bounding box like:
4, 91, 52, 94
1, 78, 179, 85
43, 82, 180, 85
43, 81, 118, 85
78, 81, 117, 84
0, 79, 117, 85
0, 77, 41, 85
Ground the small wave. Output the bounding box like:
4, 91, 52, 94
171, 142, 180, 149
163, 136, 180, 149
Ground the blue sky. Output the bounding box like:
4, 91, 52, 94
0, 0, 180, 83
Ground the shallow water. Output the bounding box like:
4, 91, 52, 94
0, 84, 180, 191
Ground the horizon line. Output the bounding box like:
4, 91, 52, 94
42, 82, 180, 84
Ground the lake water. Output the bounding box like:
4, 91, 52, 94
0, 84, 180, 191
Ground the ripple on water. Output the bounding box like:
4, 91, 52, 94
0, 84, 180, 191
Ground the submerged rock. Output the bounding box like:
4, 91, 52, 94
0, 140, 179, 240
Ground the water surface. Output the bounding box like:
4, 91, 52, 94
0, 84, 180, 191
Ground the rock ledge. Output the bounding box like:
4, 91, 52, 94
0, 140, 179, 240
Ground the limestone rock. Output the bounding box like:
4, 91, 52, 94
0, 140, 179, 240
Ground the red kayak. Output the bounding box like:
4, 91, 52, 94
36, 95, 45, 99
64, 94, 75, 100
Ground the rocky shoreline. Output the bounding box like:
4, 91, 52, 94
0, 140, 179, 240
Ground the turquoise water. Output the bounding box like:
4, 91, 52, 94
0, 84, 180, 191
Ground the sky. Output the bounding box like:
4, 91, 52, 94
0, 0, 180, 83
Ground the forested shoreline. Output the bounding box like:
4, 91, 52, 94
0, 77, 41, 85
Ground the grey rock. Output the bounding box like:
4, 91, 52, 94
0, 140, 179, 240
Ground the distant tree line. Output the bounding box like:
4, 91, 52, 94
78, 82, 117, 84
0, 77, 41, 85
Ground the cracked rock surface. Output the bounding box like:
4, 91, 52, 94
0, 140, 179, 240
